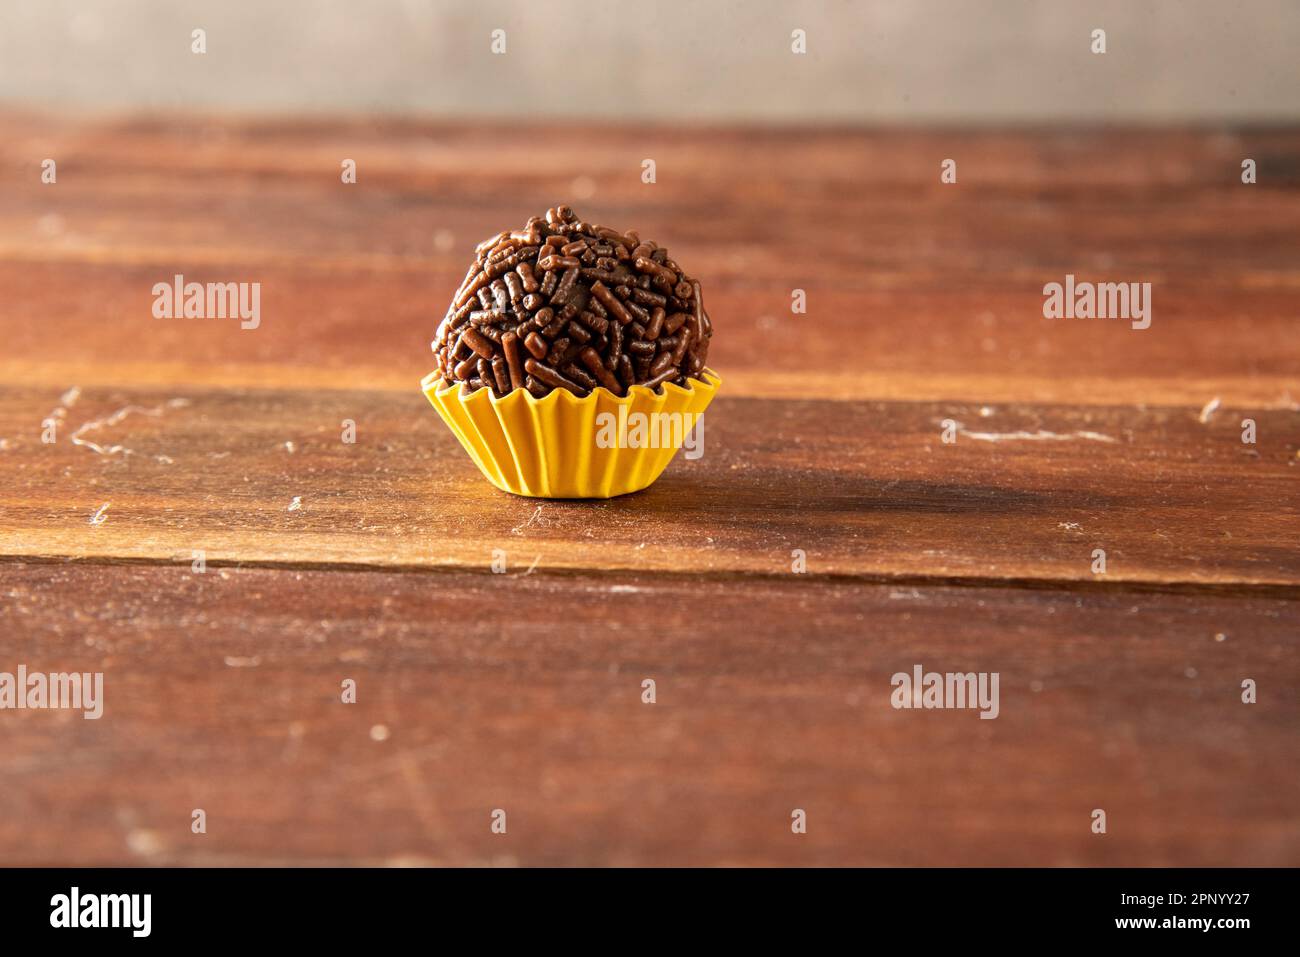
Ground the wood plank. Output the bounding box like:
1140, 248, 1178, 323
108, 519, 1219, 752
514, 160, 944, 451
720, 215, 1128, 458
1, 562, 1293, 866
1, 114, 1297, 404
0, 384, 1295, 586
1, 260, 1295, 407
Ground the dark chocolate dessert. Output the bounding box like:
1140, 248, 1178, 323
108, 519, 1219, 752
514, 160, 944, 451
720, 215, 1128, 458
434, 206, 712, 398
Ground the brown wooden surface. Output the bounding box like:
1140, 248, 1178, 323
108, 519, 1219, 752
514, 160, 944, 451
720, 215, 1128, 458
0, 112, 1297, 866
2, 564, 1296, 867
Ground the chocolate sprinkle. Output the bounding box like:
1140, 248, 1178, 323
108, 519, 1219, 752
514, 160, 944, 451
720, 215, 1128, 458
434, 207, 712, 397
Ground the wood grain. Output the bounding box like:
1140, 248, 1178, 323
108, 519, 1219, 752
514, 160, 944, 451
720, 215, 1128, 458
0, 384, 1294, 586
0, 113, 1296, 867
1, 562, 1294, 867
0, 114, 1297, 404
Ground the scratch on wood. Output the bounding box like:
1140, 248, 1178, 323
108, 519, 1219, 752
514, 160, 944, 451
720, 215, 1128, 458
1198, 397, 1221, 424
511, 505, 543, 535
954, 421, 1117, 443
44, 386, 81, 429
70, 397, 190, 459
88, 503, 110, 525
288, 496, 303, 511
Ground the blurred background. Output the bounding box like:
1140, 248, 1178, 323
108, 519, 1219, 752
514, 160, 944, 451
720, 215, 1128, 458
2, 0, 1297, 123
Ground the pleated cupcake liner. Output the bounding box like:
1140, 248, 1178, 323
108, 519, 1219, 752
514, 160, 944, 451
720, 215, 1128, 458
422, 369, 721, 498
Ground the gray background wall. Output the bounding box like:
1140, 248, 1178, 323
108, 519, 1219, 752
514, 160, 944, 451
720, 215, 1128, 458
1, 0, 1296, 122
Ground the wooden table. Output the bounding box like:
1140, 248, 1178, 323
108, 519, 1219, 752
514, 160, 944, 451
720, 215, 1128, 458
1, 113, 1296, 866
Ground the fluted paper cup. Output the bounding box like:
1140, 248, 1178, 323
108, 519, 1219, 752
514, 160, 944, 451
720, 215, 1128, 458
422, 369, 721, 498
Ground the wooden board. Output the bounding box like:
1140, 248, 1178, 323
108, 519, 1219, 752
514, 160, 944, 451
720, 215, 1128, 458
0, 113, 1296, 866
2, 563, 1295, 867
2, 115, 1298, 404
0, 385, 1295, 587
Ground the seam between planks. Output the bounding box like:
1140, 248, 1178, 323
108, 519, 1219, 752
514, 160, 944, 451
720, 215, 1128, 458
1, 552, 1296, 600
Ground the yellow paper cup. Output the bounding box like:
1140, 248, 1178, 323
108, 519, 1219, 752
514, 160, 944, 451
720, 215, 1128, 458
422, 369, 721, 498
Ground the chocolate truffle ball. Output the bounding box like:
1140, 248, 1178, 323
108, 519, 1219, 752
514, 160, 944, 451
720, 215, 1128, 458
433, 206, 713, 398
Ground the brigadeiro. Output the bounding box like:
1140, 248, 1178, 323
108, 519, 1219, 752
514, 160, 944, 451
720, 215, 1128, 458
421, 206, 721, 499
432, 205, 713, 398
